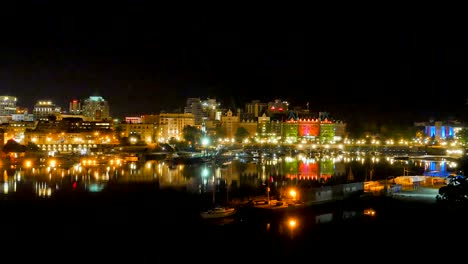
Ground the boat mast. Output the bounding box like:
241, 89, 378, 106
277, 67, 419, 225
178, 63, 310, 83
212, 176, 216, 204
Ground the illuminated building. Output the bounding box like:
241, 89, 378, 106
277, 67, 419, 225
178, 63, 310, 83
283, 117, 336, 143
283, 118, 299, 143
119, 122, 156, 144
158, 113, 195, 142
125, 116, 142, 124
82, 96, 110, 121
319, 119, 335, 144
245, 100, 268, 119
33, 100, 62, 121
184, 98, 205, 126
267, 99, 289, 115
414, 120, 462, 141
220, 109, 240, 140
298, 118, 320, 138
0, 96, 18, 116
69, 99, 81, 114
141, 114, 159, 124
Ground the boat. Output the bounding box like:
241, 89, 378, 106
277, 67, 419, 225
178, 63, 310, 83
200, 206, 237, 219
248, 198, 305, 211
393, 155, 410, 160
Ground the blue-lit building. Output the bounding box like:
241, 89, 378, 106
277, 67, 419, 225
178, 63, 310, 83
414, 120, 463, 141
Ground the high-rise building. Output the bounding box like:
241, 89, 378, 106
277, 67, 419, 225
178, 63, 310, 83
0, 96, 18, 116
201, 98, 221, 121
184, 98, 205, 126
267, 99, 289, 115
69, 99, 82, 114
245, 100, 267, 118
33, 100, 62, 121
82, 96, 110, 121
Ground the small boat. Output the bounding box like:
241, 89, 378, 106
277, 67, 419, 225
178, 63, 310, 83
200, 206, 237, 219
393, 155, 409, 160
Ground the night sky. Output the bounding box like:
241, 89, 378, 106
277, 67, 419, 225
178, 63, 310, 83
1, 2, 467, 128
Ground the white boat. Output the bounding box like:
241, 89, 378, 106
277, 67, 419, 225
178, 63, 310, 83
200, 206, 237, 219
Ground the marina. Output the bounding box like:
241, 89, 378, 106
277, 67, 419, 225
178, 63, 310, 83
0, 143, 466, 261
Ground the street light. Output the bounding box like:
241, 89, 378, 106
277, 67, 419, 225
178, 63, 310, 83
201, 137, 210, 156
289, 189, 297, 200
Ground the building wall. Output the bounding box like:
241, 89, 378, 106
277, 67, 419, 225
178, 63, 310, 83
298, 119, 320, 137
82, 96, 110, 121
220, 109, 240, 139
238, 120, 257, 140
320, 123, 335, 143
120, 123, 156, 143
0, 96, 17, 116
158, 113, 195, 142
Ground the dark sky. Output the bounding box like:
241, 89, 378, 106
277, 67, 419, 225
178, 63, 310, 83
1, 2, 467, 127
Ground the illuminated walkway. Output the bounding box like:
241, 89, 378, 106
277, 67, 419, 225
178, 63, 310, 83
390, 187, 440, 203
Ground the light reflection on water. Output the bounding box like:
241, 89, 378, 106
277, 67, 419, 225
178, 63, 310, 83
0, 153, 458, 198
198, 200, 381, 255
0, 154, 462, 260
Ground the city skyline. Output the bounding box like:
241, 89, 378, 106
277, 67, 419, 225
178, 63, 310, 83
1, 3, 466, 125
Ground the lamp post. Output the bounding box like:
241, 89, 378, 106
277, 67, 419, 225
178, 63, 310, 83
289, 189, 297, 201
201, 137, 210, 157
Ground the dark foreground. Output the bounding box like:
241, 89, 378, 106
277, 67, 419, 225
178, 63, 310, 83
1, 185, 467, 262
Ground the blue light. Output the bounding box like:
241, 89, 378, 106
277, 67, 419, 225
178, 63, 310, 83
430, 126, 436, 137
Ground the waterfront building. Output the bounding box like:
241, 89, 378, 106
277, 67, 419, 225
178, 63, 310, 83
220, 109, 240, 140
282, 116, 335, 144
283, 118, 299, 143
334, 120, 347, 142
21, 118, 115, 154
157, 113, 195, 142
298, 118, 320, 139
256, 113, 270, 139
0, 120, 38, 144
412, 119, 467, 149
119, 121, 156, 144
237, 119, 257, 142
320, 119, 335, 144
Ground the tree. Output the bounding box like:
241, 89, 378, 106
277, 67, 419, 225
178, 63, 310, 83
26, 142, 42, 152
213, 126, 226, 142
183, 125, 203, 147
456, 128, 468, 146
2, 139, 27, 153
114, 125, 124, 142
234, 127, 250, 143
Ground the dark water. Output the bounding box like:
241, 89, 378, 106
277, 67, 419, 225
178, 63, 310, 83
1, 185, 466, 262
0, 155, 465, 261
